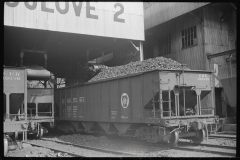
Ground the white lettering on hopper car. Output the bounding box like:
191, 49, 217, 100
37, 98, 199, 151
198, 78, 209, 81
3, 76, 21, 80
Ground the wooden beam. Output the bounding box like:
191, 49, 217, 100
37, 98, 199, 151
21, 49, 47, 54
207, 49, 236, 59
230, 3, 237, 9
226, 57, 236, 62
189, 12, 202, 23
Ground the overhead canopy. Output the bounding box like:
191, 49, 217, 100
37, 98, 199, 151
4, 2, 144, 78
4, 26, 137, 78
4, 2, 144, 41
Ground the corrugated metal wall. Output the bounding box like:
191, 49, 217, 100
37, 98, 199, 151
203, 7, 236, 79
147, 5, 236, 113
150, 5, 236, 77
158, 9, 205, 70
144, 2, 209, 30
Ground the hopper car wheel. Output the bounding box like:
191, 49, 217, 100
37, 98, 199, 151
36, 125, 44, 139
50, 122, 55, 129
4, 135, 8, 157
15, 132, 18, 140
191, 129, 206, 144
168, 130, 179, 146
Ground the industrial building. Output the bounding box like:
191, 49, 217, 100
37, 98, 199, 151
4, 2, 236, 135
143, 2, 236, 132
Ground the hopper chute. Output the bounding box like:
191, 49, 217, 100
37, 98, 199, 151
26, 65, 57, 84
220, 77, 236, 110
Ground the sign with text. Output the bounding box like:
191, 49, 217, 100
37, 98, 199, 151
4, 2, 144, 40
4, 69, 25, 93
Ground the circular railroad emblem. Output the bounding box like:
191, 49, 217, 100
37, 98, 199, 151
121, 93, 129, 108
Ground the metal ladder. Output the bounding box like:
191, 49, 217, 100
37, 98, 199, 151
160, 88, 172, 117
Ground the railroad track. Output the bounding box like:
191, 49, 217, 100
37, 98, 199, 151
23, 141, 80, 157
178, 141, 236, 150
106, 135, 236, 157
43, 132, 236, 157
34, 138, 138, 157
172, 144, 236, 157
208, 134, 236, 139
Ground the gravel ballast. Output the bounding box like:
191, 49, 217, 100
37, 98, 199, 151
6, 133, 236, 157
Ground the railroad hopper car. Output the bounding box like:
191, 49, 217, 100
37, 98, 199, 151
4, 66, 54, 155
55, 69, 219, 145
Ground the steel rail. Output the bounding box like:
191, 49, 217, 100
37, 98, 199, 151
105, 135, 236, 157
40, 138, 137, 157
43, 132, 236, 157
178, 141, 236, 150
23, 141, 83, 157
172, 145, 236, 157
208, 134, 236, 139
111, 135, 236, 150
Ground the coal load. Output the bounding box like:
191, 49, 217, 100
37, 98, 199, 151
88, 57, 190, 82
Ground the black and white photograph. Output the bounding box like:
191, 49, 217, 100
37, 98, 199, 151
3, 2, 237, 158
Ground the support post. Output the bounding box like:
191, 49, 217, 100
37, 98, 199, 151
44, 53, 47, 69
44, 80, 47, 88
153, 94, 156, 120
87, 50, 89, 66
52, 102, 54, 118
20, 51, 24, 67
168, 88, 171, 117
24, 71, 27, 121
173, 88, 180, 117
159, 89, 163, 118
140, 41, 144, 61
6, 93, 10, 120
102, 52, 104, 64
25, 131, 27, 141
195, 89, 202, 115
54, 77, 57, 89
36, 103, 38, 117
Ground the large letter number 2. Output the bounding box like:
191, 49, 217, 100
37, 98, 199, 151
114, 3, 125, 23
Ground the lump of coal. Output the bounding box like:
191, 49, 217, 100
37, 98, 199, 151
88, 57, 190, 82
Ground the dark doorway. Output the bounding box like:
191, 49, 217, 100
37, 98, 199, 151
215, 88, 223, 118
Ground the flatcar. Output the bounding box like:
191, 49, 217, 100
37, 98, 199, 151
55, 68, 219, 145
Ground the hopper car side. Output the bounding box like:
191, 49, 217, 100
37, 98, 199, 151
4, 66, 55, 156
55, 69, 219, 145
